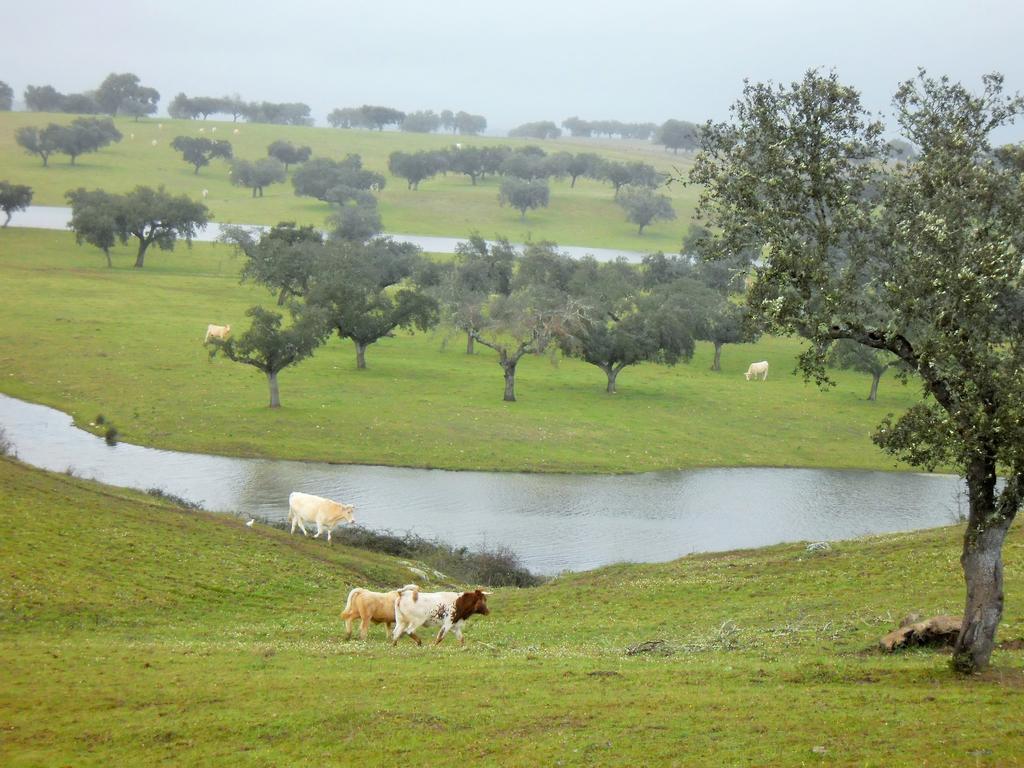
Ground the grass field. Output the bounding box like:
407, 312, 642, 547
0, 111, 699, 253
0, 227, 925, 473
2, 457, 1022, 766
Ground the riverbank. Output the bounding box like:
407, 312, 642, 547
1, 457, 1021, 766
0, 228, 924, 475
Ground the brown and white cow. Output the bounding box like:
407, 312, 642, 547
391, 585, 491, 647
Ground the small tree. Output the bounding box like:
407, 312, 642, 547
328, 200, 383, 243
0, 181, 33, 228
171, 136, 233, 174
617, 186, 676, 234
267, 140, 312, 173
388, 150, 446, 190
0, 81, 13, 111
828, 340, 904, 401
231, 157, 286, 197
566, 152, 600, 188
207, 305, 328, 408
655, 119, 701, 153
292, 155, 385, 202
52, 118, 123, 165
15, 126, 59, 167
66, 188, 118, 266
498, 178, 549, 220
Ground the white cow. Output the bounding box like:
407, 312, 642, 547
288, 491, 355, 542
744, 361, 769, 381
203, 323, 230, 344
391, 585, 491, 646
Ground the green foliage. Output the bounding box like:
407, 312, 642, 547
266, 139, 311, 172
0, 180, 32, 227
170, 135, 233, 174
15, 117, 121, 166
400, 110, 442, 133
231, 157, 286, 197
655, 118, 702, 153
616, 185, 676, 234
388, 149, 447, 190
225, 221, 324, 304
498, 177, 549, 220
65, 187, 118, 266
95, 72, 159, 118
0, 81, 12, 111
509, 120, 562, 139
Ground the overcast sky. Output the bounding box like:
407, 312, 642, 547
3, 0, 1022, 138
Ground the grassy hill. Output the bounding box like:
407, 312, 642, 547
0, 111, 699, 253
0, 227, 924, 473
1, 457, 1022, 766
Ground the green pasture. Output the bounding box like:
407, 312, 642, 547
0, 112, 698, 253
0, 228, 923, 473
2, 458, 1022, 766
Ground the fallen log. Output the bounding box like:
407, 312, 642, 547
879, 615, 961, 652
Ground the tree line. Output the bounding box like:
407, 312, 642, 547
20, 73, 159, 120
327, 105, 488, 135
169, 93, 312, 126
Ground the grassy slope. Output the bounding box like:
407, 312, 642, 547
1, 458, 1022, 767
0, 228, 924, 473
0, 112, 699, 253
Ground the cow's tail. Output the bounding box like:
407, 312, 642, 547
341, 588, 362, 620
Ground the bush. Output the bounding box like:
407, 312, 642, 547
146, 488, 203, 510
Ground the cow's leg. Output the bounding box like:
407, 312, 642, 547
385, 622, 394, 641
392, 621, 406, 646
360, 613, 370, 641
453, 623, 465, 647
434, 624, 450, 646
407, 632, 423, 646
344, 616, 354, 640
296, 519, 309, 536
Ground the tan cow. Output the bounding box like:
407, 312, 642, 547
341, 587, 402, 640
287, 491, 355, 542
744, 360, 769, 381
204, 323, 231, 344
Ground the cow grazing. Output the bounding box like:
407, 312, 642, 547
392, 585, 491, 647
287, 491, 354, 542
744, 360, 769, 381
204, 323, 231, 344
341, 587, 403, 641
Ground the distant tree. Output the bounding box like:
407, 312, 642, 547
328, 199, 383, 243
327, 107, 362, 128
499, 150, 549, 181
207, 305, 329, 408
359, 105, 406, 131
655, 119, 701, 153
447, 145, 485, 185
222, 94, 247, 122
168, 93, 198, 119
617, 186, 676, 234
886, 138, 919, 162
481, 145, 512, 176
0, 81, 13, 111
454, 111, 487, 135
65, 187, 119, 266
231, 157, 286, 198
440, 109, 455, 133
562, 117, 592, 137
498, 178, 549, 220
53, 118, 122, 164
240, 101, 312, 125
171, 136, 233, 174
388, 150, 446, 190
292, 155, 385, 202
116, 186, 210, 267
266, 140, 311, 173
597, 160, 632, 197
95, 72, 159, 117
401, 110, 442, 133
61, 93, 100, 114
223, 222, 324, 305
509, 121, 561, 139
15, 125, 59, 166
828, 340, 905, 401
306, 238, 439, 369
0, 181, 32, 228
700, 301, 759, 371
565, 152, 600, 188
24, 85, 65, 112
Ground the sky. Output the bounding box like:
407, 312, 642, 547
3, 0, 1023, 139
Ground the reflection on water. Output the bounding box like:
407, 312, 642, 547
0, 394, 965, 574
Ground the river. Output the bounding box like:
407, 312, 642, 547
0, 394, 965, 575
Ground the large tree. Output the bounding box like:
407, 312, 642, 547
115, 186, 210, 268
0, 181, 33, 228
53, 118, 122, 164
15, 125, 60, 166
388, 150, 446, 190
223, 222, 324, 305
828, 339, 904, 402
207, 305, 328, 408
691, 69, 1024, 673
306, 239, 439, 369
617, 186, 676, 234
444, 235, 516, 353
171, 136, 233, 174
292, 155, 385, 202
655, 119, 701, 153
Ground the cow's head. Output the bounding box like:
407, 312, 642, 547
333, 502, 355, 523
453, 589, 491, 622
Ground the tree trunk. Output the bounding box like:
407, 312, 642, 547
103, 247, 112, 268
134, 240, 149, 268
355, 342, 367, 370
276, 286, 290, 306
466, 332, 475, 355
2, 212, 10, 228
502, 362, 517, 402
266, 371, 281, 408
711, 342, 723, 371
952, 459, 1010, 673
637, 223, 645, 235
602, 365, 621, 394
868, 371, 881, 401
